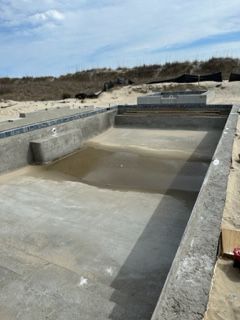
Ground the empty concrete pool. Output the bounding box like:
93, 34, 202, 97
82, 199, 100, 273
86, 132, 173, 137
0, 104, 236, 320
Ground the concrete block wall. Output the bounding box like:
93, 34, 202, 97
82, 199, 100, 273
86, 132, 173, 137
137, 94, 207, 105
115, 114, 228, 130
115, 104, 231, 130
30, 129, 83, 164
117, 104, 232, 114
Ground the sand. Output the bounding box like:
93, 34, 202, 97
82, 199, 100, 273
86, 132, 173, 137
0, 85, 139, 121
204, 258, 240, 320
221, 117, 240, 230
204, 107, 240, 320
1, 80, 240, 122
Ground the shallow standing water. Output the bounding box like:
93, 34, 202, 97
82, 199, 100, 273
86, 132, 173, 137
42, 146, 210, 195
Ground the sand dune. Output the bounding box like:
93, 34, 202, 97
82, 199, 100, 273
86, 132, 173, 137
1, 81, 240, 122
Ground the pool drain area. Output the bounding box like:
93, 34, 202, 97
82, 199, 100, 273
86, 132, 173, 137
0, 104, 237, 320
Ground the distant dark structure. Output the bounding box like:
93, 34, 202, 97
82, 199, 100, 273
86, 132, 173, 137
103, 77, 134, 91
229, 72, 240, 82
199, 72, 222, 82
147, 72, 222, 84
75, 91, 102, 100
75, 77, 134, 100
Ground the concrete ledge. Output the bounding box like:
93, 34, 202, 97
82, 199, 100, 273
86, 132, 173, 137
151, 105, 239, 320
19, 106, 70, 118
30, 129, 82, 163
0, 106, 117, 139
151, 90, 207, 95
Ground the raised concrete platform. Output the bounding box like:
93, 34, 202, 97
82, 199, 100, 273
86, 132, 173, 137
115, 114, 227, 130
137, 91, 207, 106
19, 106, 71, 118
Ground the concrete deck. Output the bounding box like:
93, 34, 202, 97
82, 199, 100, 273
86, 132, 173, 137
0, 126, 222, 320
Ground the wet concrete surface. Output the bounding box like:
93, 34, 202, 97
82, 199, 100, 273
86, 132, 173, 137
42, 147, 210, 194
0, 127, 223, 319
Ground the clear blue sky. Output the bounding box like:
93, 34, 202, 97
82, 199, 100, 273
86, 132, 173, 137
1, 0, 240, 77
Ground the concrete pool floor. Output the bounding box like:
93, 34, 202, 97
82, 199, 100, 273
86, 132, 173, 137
0, 127, 223, 320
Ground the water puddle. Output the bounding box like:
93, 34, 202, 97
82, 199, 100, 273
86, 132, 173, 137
39, 146, 210, 195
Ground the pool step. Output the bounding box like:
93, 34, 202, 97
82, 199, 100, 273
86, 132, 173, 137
114, 114, 227, 130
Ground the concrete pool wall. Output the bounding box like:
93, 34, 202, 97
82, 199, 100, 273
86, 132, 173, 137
0, 107, 117, 173
0, 103, 238, 319
137, 91, 207, 106
116, 104, 231, 130
150, 105, 239, 320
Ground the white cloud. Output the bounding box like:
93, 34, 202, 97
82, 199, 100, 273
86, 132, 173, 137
29, 10, 64, 25
0, 0, 240, 76
0, 1, 65, 28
